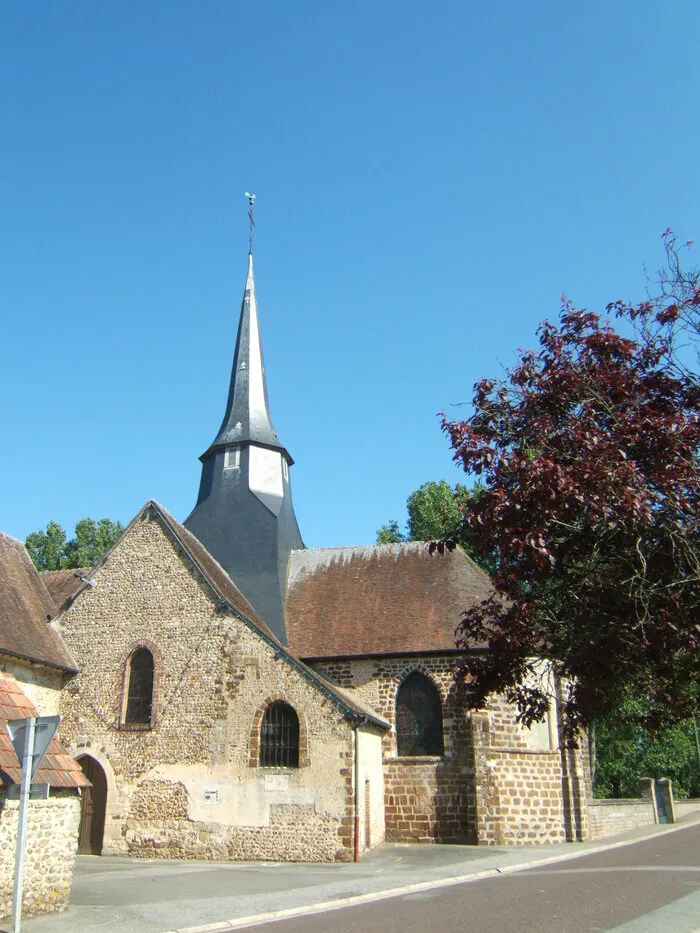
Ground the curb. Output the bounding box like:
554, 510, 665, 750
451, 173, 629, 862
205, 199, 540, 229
166, 816, 700, 933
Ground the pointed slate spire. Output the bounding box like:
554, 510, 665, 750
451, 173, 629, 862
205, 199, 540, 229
202, 252, 291, 460
185, 225, 304, 645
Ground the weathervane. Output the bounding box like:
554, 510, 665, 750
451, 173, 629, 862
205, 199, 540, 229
245, 192, 256, 253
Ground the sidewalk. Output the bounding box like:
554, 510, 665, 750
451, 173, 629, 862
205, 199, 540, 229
13, 812, 700, 933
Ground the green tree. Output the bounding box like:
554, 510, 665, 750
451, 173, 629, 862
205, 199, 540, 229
25, 521, 67, 571
63, 518, 124, 568
376, 519, 405, 544
25, 517, 123, 571
595, 700, 700, 799
376, 480, 469, 544
376, 481, 496, 570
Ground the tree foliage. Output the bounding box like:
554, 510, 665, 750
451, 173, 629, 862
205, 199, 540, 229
443, 235, 699, 741
26, 518, 123, 571
376, 480, 470, 544
595, 699, 700, 799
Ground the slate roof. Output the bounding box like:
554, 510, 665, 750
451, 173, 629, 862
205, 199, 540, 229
285, 542, 494, 659
203, 252, 290, 460
0, 672, 89, 788
0, 532, 77, 673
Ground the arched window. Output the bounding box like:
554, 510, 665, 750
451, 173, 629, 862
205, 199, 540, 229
260, 701, 299, 768
124, 647, 154, 725
396, 672, 444, 756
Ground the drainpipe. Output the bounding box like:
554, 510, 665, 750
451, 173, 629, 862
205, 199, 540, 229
353, 724, 360, 862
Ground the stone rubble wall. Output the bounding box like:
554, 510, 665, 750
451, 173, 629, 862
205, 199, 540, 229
55, 513, 374, 862
0, 793, 81, 920
123, 804, 342, 861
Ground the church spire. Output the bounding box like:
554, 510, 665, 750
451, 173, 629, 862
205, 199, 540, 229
202, 248, 290, 460
202, 194, 289, 460
184, 196, 304, 645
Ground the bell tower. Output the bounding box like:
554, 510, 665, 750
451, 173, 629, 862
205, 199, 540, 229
185, 208, 303, 643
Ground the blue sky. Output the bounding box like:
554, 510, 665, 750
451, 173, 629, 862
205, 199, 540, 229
2, 1, 699, 548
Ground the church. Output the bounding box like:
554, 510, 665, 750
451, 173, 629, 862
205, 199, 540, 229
41, 243, 592, 861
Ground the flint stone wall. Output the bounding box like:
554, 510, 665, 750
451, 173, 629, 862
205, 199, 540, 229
55, 513, 381, 862
0, 793, 81, 920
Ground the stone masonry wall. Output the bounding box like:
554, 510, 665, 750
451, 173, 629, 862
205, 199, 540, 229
588, 800, 657, 839
313, 658, 591, 846
55, 512, 367, 862
470, 694, 590, 845
0, 793, 81, 920
311, 657, 474, 843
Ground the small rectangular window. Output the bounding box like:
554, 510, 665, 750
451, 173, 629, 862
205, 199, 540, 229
224, 447, 240, 470
282, 458, 289, 481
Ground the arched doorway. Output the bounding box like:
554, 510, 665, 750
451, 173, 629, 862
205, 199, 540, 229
77, 755, 107, 855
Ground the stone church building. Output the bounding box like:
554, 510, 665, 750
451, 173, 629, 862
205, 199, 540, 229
41, 249, 591, 862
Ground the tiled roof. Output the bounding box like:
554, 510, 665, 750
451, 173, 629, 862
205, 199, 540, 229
0, 672, 89, 789
0, 532, 78, 672
285, 542, 494, 659
41, 569, 87, 612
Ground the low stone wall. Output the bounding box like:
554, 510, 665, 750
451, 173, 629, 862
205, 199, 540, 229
588, 799, 656, 840
675, 799, 700, 818
0, 793, 81, 920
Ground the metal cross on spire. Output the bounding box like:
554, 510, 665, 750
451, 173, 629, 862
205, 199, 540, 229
245, 192, 256, 253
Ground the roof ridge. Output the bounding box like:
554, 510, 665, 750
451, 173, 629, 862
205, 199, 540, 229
291, 541, 430, 554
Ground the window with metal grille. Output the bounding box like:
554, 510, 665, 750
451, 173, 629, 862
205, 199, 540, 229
259, 701, 299, 768
396, 672, 444, 756
125, 647, 154, 725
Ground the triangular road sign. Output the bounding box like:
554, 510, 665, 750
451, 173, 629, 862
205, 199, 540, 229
6, 716, 60, 779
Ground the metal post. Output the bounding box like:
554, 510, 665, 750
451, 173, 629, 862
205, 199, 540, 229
353, 726, 360, 862
12, 715, 35, 933
693, 714, 700, 778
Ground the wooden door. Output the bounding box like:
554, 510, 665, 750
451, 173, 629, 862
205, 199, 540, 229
77, 756, 107, 855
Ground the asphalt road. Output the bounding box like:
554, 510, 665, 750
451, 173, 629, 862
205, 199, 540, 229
241, 823, 700, 933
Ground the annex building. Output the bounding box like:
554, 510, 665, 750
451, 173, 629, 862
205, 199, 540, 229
34, 248, 591, 862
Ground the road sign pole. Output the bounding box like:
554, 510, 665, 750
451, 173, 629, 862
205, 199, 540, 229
11, 715, 35, 933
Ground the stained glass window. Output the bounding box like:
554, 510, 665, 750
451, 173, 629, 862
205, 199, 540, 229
396, 672, 444, 756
